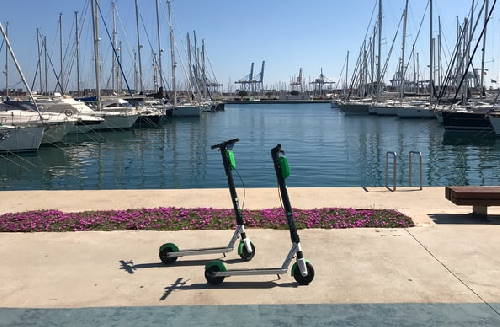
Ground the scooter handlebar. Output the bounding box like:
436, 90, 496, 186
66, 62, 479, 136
211, 138, 240, 150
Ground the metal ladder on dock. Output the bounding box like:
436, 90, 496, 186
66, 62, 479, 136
385, 151, 423, 192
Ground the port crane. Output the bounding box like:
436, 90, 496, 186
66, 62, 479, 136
235, 61, 265, 94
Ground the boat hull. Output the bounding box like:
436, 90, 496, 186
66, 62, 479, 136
488, 115, 500, 134
172, 105, 201, 117
42, 122, 74, 144
442, 112, 492, 131
435, 111, 443, 124
372, 106, 398, 116
0, 126, 44, 152
396, 107, 435, 118
97, 114, 139, 130
339, 103, 370, 115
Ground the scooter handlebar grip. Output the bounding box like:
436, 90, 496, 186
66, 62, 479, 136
211, 138, 240, 150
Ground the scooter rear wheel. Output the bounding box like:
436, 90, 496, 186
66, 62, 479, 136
159, 244, 179, 264
205, 265, 225, 285
238, 240, 256, 262
292, 261, 315, 285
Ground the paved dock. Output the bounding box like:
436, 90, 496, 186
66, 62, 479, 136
1, 187, 499, 325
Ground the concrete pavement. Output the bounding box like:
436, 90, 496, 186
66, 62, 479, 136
1, 187, 500, 325
0, 227, 499, 309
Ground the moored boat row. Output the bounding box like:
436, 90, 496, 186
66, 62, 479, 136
333, 98, 500, 135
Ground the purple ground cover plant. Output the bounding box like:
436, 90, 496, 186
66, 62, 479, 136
0, 208, 413, 232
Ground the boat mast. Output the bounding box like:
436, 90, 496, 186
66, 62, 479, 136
90, 0, 101, 110
376, 0, 382, 100
417, 52, 420, 94
134, 0, 144, 93
133, 51, 138, 91
480, 0, 489, 98
118, 40, 123, 92
0, 22, 42, 118
438, 16, 441, 94
75, 11, 81, 95
193, 31, 199, 96
345, 51, 349, 98
186, 33, 192, 92
36, 28, 43, 93
111, 1, 117, 92
167, 0, 176, 107
429, 0, 433, 102
465, 1, 475, 102
59, 13, 64, 94
4, 21, 8, 97
155, 0, 163, 93
44, 35, 48, 94
370, 34, 375, 93
202, 39, 207, 98
400, 0, 409, 100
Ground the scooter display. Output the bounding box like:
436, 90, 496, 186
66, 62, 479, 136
158, 138, 255, 264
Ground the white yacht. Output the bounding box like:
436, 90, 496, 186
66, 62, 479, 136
395, 101, 435, 119
0, 124, 44, 152
120, 97, 168, 123
0, 103, 76, 144
39, 97, 137, 133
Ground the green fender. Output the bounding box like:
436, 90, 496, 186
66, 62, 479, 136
159, 242, 179, 253
205, 260, 227, 272
237, 240, 245, 256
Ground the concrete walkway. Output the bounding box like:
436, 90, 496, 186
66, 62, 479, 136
0, 227, 499, 308
2, 187, 500, 225
1, 187, 500, 325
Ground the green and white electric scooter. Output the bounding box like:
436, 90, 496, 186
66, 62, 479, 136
158, 138, 255, 264
204, 144, 315, 285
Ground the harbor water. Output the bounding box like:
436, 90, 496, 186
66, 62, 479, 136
1, 103, 499, 190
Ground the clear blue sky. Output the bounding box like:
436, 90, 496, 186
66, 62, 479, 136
1, 0, 499, 92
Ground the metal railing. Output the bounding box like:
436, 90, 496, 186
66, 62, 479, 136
385, 151, 398, 192
409, 151, 423, 190
384, 150, 424, 192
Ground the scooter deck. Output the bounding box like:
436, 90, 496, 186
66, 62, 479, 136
168, 246, 233, 258
215, 267, 288, 277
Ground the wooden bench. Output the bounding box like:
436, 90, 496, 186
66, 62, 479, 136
445, 186, 500, 217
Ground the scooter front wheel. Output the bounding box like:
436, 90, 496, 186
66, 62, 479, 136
159, 243, 179, 264
292, 261, 315, 285
238, 240, 256, 262
205, 264, 225, 285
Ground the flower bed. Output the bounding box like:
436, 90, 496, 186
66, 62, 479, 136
0, 208, 413, 232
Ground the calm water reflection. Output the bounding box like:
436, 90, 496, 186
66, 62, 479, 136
1, 103, 499, 190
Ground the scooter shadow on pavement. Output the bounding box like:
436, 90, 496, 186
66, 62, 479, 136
119, 258, 248, 274
160, 278, 298, 301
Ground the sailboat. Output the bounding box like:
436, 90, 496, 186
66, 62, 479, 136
89, 0, 139, 130
0, 22, 45, 151
167, 0, 201, 118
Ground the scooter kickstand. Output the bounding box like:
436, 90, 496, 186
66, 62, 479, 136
223, 253, 226, 258
276, 274, 281, 280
